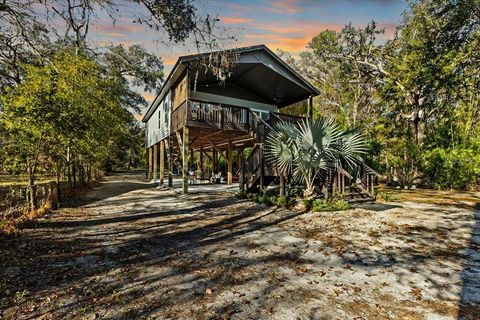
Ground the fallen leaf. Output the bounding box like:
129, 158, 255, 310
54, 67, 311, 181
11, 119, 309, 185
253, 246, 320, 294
268, 306, 275, 315
410, 288, 422, 301
205, 288, 213, 295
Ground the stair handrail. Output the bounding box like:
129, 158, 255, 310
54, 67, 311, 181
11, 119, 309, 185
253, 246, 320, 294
249, 110, 273, 130
337, 166, 353, 180
337, 166, 374, 199
361, 161, 382, 178
236, 143, 261, 176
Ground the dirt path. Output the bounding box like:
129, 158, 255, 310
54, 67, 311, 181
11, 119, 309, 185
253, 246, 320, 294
1, 173, 479, 319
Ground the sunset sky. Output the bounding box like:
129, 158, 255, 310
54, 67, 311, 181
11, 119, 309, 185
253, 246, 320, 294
86, 0, 409, 109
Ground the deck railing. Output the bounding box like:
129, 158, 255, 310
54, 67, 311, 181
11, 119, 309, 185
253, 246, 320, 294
171, 99, 251, 132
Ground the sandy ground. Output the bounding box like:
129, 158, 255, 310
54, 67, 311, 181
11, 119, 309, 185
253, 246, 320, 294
1, 173, 479, 320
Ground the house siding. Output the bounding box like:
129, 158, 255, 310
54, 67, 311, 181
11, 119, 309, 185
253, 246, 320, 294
146, 90, 171, 147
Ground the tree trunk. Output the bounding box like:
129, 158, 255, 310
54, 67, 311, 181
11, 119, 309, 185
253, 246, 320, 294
67, 148, 72, 191
87, 165, 92, 183
27, 166, 37, 210
56, 161, 61, 207
72, 157, 77, 188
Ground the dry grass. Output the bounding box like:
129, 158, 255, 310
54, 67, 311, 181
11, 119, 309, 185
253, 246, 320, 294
377, 186, 480, 210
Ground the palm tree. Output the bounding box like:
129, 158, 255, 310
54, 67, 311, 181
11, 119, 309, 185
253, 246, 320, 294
266, 117, 368, 197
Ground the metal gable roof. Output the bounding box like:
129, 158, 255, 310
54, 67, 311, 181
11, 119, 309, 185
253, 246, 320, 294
142, 45, 319, 122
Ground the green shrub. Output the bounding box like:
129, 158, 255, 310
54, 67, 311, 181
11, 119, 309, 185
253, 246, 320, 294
270, 195, 294, 207
303, 198, 314, 210
257, 192, 271, 205
240, 191, 294, 207
273, 195, 287, 207
378, 191, 402, 202
312, 199, 350, 212
235, 191, 249, 199
422, 147, 480, 190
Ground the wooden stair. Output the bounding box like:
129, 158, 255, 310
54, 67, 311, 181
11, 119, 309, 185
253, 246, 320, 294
238, 110, 381, 200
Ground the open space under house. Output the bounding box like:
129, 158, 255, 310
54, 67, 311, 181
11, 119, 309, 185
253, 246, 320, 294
142, 45, 378, 198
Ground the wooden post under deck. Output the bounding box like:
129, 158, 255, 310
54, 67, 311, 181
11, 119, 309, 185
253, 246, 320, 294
259, 144, 265, 189
200, 147, 204, 178
166, 138, 173, 187
153, 143, 159, 183
308, 96, 313, 122
227, 141, 233, 185
212, 150, 217, 175
182, 127, 189, 194
160, 140, 165, 185
145, 148, 149, 179
148, 146, 153, 181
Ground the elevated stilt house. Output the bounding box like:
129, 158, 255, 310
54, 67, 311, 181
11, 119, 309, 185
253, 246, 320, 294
142, 45, 320, 194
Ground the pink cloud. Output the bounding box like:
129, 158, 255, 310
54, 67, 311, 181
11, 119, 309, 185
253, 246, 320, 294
378, 22, 397, 40
99, 32, 126, 38
236, 19, 397, 53
95, 24, 144, 33
268, 0, 303, 14
162, 55, 178, 65
220, 16, 253, 24
244, 33, 312, 52
143, 94, 156, 102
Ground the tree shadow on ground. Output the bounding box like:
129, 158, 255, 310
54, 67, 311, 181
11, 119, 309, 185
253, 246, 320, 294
299, 203, 480, 319
459, 208, 480, 319
0, 193, 307, 319
62, 173, 154, 209
354, 201, 403, 211
1, 182, 479, 320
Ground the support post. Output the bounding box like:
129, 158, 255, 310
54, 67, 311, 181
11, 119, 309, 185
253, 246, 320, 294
227, 141, 233, 185
160, 140, 165, 185
212, 149, 217, 175
182, 127, 189, 194
148, 146, 153, 181
166, 138, 173, 187
200, 147, 204, 179
308, 96, 313, 122
259, 144, 265, 189
153, 143, 159, 183
145, 148, 148, 179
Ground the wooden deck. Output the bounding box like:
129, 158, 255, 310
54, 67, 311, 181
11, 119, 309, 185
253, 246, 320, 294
170, 99, 264, 151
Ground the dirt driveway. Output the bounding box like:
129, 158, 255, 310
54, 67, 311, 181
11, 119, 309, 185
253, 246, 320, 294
1, 173, 479, 319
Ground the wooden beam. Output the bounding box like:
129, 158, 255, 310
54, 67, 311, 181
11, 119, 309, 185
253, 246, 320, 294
212, 149, 217, 175
153, 143, 159, 182
165, 138, 173, 187
145, 148, 149, 180
200, 147, 204, 178
204, 151, 212, 162
182, 127, 189, 194
189, 136, 199, 146
206, 137, 227, 160
175, 130, 183, 151
160, 140, 165, 185
308, 96, 313, 122
227, 141, 233, 185
148, 146, 153, 181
